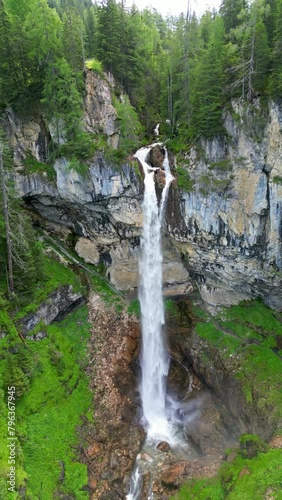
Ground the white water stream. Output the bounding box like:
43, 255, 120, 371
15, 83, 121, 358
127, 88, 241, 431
136, 144, 174, 441
126, 144, 195, 500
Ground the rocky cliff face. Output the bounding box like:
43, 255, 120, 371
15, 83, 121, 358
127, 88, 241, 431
4, 71, 282, 309
4, 70, 189, 296
168, 101, 282, 310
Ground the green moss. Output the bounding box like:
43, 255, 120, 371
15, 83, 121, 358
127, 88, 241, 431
0, 306, 92, 499
239, 434, 269, 458
173, 299, 282, 499
173, 477, 225, 499
193, 299, 282, 429
14, 253, 85, 321
273, 176, 282, 185
224, 300, 282, 335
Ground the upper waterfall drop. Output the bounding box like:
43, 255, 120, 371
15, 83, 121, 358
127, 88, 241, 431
134, 144, 174, 442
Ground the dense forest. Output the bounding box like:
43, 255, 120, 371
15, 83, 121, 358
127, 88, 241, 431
0, 0, 282, 145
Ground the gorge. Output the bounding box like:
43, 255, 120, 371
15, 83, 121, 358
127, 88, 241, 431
0, 50, 282, 500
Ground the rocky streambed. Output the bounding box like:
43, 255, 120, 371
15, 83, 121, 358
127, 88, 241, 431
80, 293, 282, 499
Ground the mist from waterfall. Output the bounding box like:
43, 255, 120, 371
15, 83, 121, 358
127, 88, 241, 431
134, 145, 174, 441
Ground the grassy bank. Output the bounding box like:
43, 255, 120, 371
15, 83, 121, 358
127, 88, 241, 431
0, 305, 92, 499
0, 245, 95, 499
194, 300, 282, 426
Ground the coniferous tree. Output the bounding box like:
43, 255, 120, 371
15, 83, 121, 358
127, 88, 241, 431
189, 15, 226, 139
25, 0, 63, 66
269, 0, 282, 97
96, 0, 123, 77
85, 6, 96, 57
0, 131, 44, 297
62, 4, 85, 74
220, 0, 247, 32
42, 58, 83, 142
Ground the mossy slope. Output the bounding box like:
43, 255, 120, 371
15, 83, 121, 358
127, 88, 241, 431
0, 246, 94, 499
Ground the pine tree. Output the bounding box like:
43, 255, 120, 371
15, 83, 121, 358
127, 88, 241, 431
269, 0, 282, 98
25, 0, 63, 66
62, 2, 86, 74
96, 0, 123, 77
0, 131, 44, 297
42, 58, 83, 142
220, 0, 247, 32
3, 354, 30, 399
85, 6, 96, 57
189, 15, 226, 139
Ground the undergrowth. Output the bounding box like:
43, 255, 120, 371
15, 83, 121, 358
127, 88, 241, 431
0, 306, 92, 499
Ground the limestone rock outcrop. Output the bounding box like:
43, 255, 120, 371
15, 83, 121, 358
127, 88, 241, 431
168, 101, 282, 310
19, 285, 84, 339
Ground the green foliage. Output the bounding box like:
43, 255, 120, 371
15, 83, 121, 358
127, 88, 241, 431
165, 299, 180, 317
176, 166, 194, 192
198, 174, 232, 196
189, 15, 226, 140
0, 306, 92, 498
66, 158, 89, 177
0, 0, 281, 147
208, 159, 233, 171
173, 447, 282, 499
0, 309, 18, 339
174, 476, 225, 499
239, 434, 269, 458
42, 58, 83, 143
13, 251, 84, 320
85, 58, 104, 75
166, 137, 190, 155
273, 176, 282, 185
112, 94, 143, 158
127, 298, 141, 317
0, 132, 46, 299
23, 153, 55, 181
62, 5, 85, 76
269, 0, 282, 98
194, 299, 282, 428
58, 131, 97, 161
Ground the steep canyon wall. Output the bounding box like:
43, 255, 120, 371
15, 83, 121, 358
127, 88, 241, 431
4, 70, 282, 309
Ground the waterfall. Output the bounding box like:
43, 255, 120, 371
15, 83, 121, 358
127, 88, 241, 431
135, 144, 174, 441
126, 467, 143, 500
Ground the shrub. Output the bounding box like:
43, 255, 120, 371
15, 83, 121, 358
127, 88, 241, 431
85, 58, 104, 76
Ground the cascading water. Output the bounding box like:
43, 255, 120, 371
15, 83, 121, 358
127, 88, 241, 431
127, 145, 196, 500
135, 145, 174, 441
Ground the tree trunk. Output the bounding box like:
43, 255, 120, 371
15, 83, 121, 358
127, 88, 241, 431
0, 144, 14, 294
